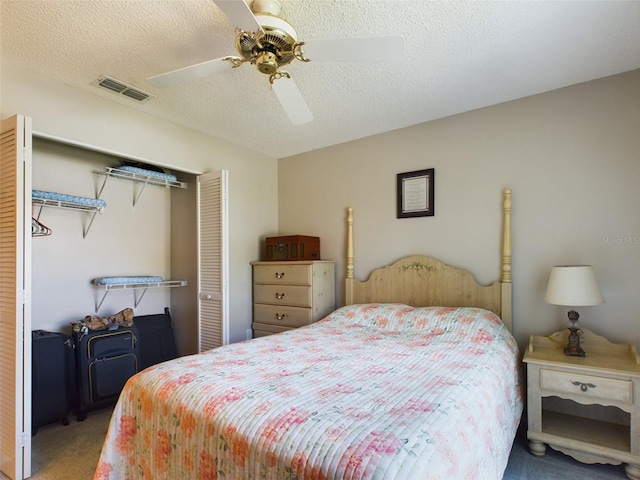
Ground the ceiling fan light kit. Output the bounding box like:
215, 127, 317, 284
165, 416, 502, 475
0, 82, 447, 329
146, 0, 405, 125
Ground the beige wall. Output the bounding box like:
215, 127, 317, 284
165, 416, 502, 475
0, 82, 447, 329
4, 61, 638, 353
278, 70, 640, 351
1, 63, 279, 345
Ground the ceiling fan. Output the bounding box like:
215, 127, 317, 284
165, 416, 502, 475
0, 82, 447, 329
146, 0, 405, 125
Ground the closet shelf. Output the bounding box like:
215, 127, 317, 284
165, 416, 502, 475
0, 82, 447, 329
94, 167, 187, 208
99, 279, 187, 290
32, 190, 106, 239
93, 279, 187, 313
94, 166, 187, 189
32, 195, 106, 214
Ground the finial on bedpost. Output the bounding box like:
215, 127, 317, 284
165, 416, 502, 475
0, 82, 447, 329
347, 207, 354, 280
502, 189, 512, 283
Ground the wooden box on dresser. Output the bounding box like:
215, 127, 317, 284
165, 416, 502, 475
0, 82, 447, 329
523, 329, 640, 479
251, 260, 335, 337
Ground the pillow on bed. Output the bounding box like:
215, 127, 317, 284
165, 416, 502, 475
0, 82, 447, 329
321, 303, 506, 340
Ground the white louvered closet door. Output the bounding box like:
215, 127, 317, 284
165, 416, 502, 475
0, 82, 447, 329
197, 171, 229, 352
0, 114, 32, 480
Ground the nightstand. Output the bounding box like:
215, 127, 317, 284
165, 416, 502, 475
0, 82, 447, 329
523, 329, 640, 479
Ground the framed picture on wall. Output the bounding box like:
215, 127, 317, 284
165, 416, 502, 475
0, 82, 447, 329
397, 168, 434, 218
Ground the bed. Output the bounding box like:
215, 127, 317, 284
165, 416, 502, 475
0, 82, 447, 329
95, 189, 522, 480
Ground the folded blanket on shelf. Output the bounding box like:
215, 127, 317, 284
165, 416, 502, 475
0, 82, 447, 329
93, 276, 164, 286
112, 165, 178, 182
32, 190, 107, 208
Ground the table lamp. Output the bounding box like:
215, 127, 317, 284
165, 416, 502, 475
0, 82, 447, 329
544, 265, 605, 357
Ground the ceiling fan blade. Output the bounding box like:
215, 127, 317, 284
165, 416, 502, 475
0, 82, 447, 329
301, 35, 406, 63
271, 76, 313, 126
146, 57, 233, 88
213, 0, 263, 33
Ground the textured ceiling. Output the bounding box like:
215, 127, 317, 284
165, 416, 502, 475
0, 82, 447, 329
2, 1, 639, 159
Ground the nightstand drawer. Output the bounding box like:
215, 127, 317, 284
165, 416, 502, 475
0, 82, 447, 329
254, 285, 312, 307
254, 304, 313, 328
540, 369, 632, 404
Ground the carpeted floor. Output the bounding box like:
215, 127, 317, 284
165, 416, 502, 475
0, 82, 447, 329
1, 411, 631, 479
29, 407, 111, 480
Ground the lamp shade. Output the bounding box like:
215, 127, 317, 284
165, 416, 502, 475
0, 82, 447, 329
545, 265, 605, 306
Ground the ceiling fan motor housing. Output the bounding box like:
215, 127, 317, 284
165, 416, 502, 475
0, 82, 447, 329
235, 13, 299, 74
256, 51, 279, 74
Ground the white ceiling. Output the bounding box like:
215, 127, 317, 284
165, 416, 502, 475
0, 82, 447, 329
2, 1, 639, 159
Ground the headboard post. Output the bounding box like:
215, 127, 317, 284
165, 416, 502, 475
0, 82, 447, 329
501, 189, 512, 284
345, 207, 355, 304
501, 188, 513, 333
343, 189, 514, 334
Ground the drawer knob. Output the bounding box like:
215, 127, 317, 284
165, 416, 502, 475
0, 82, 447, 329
275, 272, 285, 279
275, 293, 285, 300
572, 381, 596, 392
275, 313, 286, 320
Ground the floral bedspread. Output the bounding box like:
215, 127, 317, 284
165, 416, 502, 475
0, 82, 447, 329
95, 304, 523, 480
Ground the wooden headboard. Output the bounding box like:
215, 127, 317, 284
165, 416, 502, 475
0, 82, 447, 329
345, 189, 513, 332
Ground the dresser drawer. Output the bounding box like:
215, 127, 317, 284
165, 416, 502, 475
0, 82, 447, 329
540, 369, 632, 404
254, 284, 312, 307
254, 304, 313, 328
252, 323, 292, 337
253, 264, 311, 285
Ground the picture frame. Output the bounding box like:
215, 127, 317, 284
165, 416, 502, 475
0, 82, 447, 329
397, 168, 434, 218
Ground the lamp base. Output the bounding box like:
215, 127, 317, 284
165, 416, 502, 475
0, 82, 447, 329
564, 325, 585, 357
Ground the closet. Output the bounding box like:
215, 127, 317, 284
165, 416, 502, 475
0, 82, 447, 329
0, 114, 228, 480
30, 134, 187, 320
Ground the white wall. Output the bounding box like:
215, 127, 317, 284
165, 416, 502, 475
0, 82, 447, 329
1, 63, 279, 347
31, 139, 174, 329
278, 70, 640, 352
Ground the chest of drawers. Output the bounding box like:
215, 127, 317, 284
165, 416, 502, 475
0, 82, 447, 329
250, 260, 335, 337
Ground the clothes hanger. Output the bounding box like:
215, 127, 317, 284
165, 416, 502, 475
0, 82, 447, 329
32, 217, 52, 237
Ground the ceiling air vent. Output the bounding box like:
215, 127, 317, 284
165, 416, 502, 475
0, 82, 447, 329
93, 75, 155, 103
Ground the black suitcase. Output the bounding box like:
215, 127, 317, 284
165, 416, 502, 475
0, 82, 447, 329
134, 307, 178, 370
31, 330, 73, 434
73, 326, 140, 419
